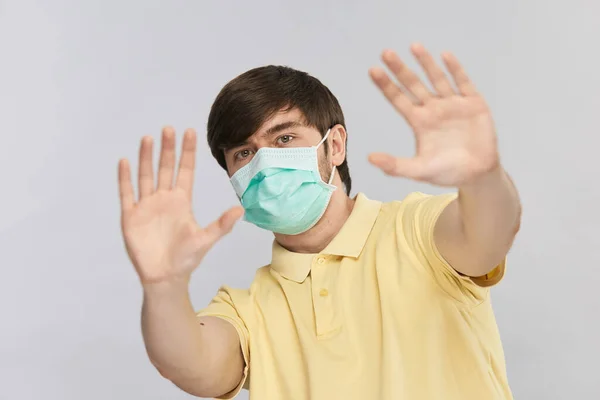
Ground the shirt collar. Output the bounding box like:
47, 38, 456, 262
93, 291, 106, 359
270, 193, 382, 283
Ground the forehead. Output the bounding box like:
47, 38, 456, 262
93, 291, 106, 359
252, 108, 307, 137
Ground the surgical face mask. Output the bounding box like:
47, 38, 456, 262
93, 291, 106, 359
230, 129, 336, 235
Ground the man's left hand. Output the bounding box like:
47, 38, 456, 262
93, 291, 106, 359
368, 43, 500, 187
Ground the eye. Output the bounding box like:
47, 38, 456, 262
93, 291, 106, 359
277, 135, 293, 145
234, 148, 253, 162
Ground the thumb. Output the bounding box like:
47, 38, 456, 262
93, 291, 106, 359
171, 207, 244, 274
202, 206, 245, 246
368, 153, 425, 180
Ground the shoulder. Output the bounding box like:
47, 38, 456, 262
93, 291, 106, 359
212, 265, 282, 309
213, 265, 273, 299
363, 191, 458, 253
395, 191, 457, 209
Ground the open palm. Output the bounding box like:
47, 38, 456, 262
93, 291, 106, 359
118, 128, 243, 285
368, 44, 499, 187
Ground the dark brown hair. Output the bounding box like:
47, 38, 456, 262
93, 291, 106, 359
207, 65, 352, 195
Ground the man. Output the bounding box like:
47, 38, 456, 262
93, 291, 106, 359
118, 43, 521, 399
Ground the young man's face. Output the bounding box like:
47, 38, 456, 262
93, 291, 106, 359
223, 108, 332, 181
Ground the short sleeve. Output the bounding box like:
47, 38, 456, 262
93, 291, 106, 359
196, 286, 250, 399
397, 192, 506, 305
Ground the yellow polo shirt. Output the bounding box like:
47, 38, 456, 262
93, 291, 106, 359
197, 192, 511, 399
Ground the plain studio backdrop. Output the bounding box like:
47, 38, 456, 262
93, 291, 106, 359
1, 0, 599, 399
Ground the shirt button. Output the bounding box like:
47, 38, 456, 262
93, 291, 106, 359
319, 289, 329, 297
317, 257, 326, 264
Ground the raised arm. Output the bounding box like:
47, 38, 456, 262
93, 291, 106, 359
368, 44, 521, 277
118, 127, 245, 397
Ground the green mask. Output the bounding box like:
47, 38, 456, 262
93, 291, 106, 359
230, 130, 336, 235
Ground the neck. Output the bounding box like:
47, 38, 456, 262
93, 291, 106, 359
274, 189, 355, 254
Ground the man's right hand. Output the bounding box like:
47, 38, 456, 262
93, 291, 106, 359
117, 127, 246, 398
118, 127, 244, 286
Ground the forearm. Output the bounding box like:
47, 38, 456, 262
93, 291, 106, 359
141, 279, 208, 382
140, 280, 245, 397
456, 166, 521, 273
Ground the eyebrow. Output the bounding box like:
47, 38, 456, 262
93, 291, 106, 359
263, 120, 304, 137
223, 120, 305, 152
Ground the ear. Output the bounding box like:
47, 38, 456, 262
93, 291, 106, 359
328, 125, 347, 167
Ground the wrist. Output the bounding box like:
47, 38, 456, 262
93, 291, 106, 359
142, 276, 191, 298
459, 164, 506, 194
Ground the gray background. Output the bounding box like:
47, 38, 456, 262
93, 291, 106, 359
1, 0, 598, 399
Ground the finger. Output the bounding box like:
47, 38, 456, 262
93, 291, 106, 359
204, 206, 245, 244
118, 159, 135, 213
442, 52, 478, 96
411, 43, 456, 97
381, 49, 432, 102
175, 129, 197, 199
368, 153, 426, 180
369, 67, 415, 119
138, 136, 154, 199
157, 126, 176, 190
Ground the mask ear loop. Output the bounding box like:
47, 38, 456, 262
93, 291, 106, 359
315, 128, 337, 185
316, 129, 331, 148
327, 165, 337, 185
